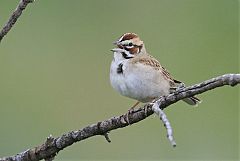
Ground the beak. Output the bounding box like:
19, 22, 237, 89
113, 40, 120, 45
110, 48, 125, 53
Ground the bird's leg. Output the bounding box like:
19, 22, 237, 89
126, 101, 140, 124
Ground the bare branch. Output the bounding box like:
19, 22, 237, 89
152, 103, 176, 147
0, 73, 239, 161
0, 0, 34, 42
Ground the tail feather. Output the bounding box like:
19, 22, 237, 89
183, 96, 201, 106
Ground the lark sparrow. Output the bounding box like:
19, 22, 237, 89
110, 33, 200, 111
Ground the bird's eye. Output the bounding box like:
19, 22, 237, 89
128, 42, 133, 46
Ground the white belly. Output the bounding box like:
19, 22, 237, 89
110, 60, 171, 103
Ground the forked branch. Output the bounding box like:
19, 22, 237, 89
0, 73, 239, 161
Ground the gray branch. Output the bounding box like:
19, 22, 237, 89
0, 0, 34, 42
0, 73, 239, 161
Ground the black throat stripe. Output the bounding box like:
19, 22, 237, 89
121, 52, 133, 59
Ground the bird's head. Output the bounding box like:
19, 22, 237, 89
111, 33, 146, 60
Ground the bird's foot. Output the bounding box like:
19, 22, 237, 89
126, 101, 140, 125
126, 108, 134, 125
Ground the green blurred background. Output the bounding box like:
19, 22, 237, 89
0, 0, 239, 160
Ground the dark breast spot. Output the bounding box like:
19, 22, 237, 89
117, 63, 123, 74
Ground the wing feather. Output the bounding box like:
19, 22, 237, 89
131, 54, 179, 86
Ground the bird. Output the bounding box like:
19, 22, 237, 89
109, 33, 201, 121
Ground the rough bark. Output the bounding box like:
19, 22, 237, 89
0, 0, 34, 42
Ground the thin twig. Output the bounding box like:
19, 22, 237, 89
103, 132, 111, 143
0, 0, 34, 42
152, 102, 176, 147
0, 73, 239, 161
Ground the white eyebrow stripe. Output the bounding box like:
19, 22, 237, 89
121, 40, 131, 45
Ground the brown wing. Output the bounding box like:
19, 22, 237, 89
132, 54, 180, 86
161, 66, 182, 85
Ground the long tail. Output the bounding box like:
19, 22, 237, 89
183, 96, 201, 106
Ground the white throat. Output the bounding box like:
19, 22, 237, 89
112, 49, 133, 63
